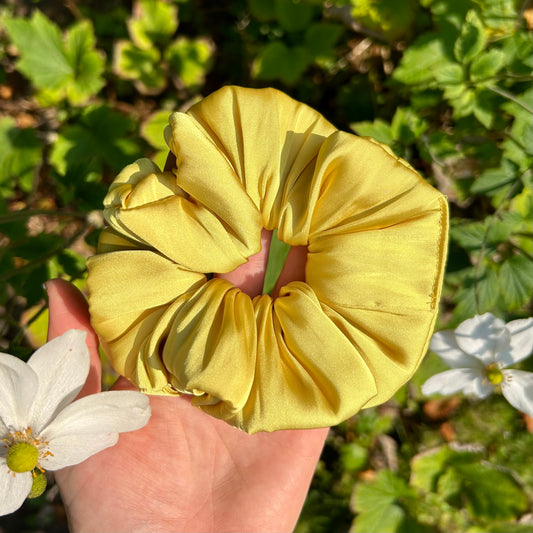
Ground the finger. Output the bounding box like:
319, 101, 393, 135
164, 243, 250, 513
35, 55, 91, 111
214, 228, 272, 297
45, 279, 102, 396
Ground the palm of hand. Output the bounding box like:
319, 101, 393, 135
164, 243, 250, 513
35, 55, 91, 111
56, 388, 327, 533
46, 240, 327, 533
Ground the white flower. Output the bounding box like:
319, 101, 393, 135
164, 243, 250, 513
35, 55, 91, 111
1, 330, 151, 516
422, 313, 533, 417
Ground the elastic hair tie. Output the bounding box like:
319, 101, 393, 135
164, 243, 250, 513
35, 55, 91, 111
87, 86, 449, 434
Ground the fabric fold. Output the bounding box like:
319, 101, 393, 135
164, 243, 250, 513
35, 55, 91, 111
87, 85, 449, 433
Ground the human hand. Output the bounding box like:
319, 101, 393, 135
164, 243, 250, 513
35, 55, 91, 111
46, 237, 328, 533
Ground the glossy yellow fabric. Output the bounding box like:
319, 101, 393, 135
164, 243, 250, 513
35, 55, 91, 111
87, 86, 449, 433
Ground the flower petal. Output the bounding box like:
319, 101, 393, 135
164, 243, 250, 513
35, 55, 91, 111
421, 368, 486, 397
501, 370, 533, 417
0, 352, 38, 431
0, 461, 32, 516
455, 313, 510, 364
464, 375, 493, 398
429, 330, 483, 368
40, 391, 150, 470
503, 318, 533, 365
27, 330, 90, 432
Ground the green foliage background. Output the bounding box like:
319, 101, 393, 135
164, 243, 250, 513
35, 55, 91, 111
0, 0, 532, 531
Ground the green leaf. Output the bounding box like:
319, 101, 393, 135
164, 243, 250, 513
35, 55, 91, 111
351, 470, 412, 533
63, 21, 106, 104
502, 31, 533, 75
433, 63, 463, 84
127, 0, 179, 48
456, 462, 528, 520
3, 11, 72, 91
472, 88, 500, 129
393, 33, 454, 86
351, 120, 393, 145
499, 254, 533, 309
471, 159, 517, 195
351, 503, 405, 533
390, 107, 428, 145
274, 0, 315, 33
410, 446, 454, 492
113, 40, 166, 94
454, 10, 486, 63
165, 37, 213, 88
262, 229, 291, 295
448, 88, 476, 119
304, 23, 343, 62
470, 48, 505, 81
56, 249, 87, 278
339, 443, 368, 472
50, 104, 142, 178
0, 117, 42, 197
3, 11, 104, 104
141, 110, 171, 168
349, 0, 419, 41
253, 41, 310, 85
141, 110, 171, 151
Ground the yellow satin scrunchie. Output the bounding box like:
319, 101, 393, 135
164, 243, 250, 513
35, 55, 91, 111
87, 86, 449, 434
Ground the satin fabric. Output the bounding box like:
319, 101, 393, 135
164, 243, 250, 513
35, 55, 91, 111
87, 86, 449, 433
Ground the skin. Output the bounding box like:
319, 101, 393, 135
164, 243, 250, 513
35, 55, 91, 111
46, 235, 328, 533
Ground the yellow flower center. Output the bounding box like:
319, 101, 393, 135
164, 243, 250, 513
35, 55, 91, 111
6, 442, 39, 473
2, 427, 53, 474
486, 364, 504, 385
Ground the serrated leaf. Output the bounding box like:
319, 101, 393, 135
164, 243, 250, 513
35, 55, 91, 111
471, 159, 517, 195
470, 48, 505, 81
274, 0, 315, 33
452, 267, 501, 320
113, 40, 166, 94
351, 470, 412, 533
63, 21, 106, 104
499, 254, 533, 309
454, 10, 486, 63
3, 11, 104, 104
391, 107, 428, 145
3, 11, 72, 91
0, 117, 42, 197
503, 31, 533, 75
128, 0, 178, 48
253, 41, 310, 85
50, 104, 142, 178
351, 503, 405, 533
165, 37, 213, 88
393, 33, 454, 86
410, 446, 454, 492
351, 120, 393, 145
456, 462, 528, 520
450, 220, 486, 250
436, 466, 462, 502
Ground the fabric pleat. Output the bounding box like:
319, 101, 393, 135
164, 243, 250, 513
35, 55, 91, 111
87, 85, 449, 433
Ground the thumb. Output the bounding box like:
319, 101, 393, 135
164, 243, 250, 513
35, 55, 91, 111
45, 278, 102, 396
